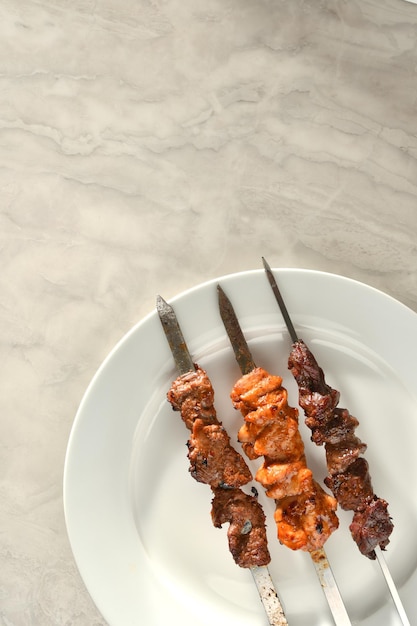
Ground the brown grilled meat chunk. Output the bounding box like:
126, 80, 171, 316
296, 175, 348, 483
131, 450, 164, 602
187, 418, 252, 488
288, 340, 340, 426
168, 365, 217, 430
324, 458, 374, 511
349, 497, 393, 559
325, 436, 367, 474
211, 487, 271, 567
311, 408, 359, 446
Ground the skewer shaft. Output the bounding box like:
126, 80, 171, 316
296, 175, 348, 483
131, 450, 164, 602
251, 566, 288, 626
311, 550, 352, 626
157, 295, 195, 375
375, 548, 410, 626
262, 257, 299, 343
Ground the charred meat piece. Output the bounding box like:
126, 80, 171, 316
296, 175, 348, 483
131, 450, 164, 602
325, 436, 367, 474
187, 418, 252, 488
324, 458, 374, 511
275, 483, 340, 552
211, 487, 271, 567
231, 367, 338, 552
288, 340, 393, 557
311, 408, 359, 445
349, 497, 394, 559
288, 340, 340, 426
168, 366, 217, 430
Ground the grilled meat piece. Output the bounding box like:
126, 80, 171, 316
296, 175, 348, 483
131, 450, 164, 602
325, 436, 367, 474
187, 418, 252, 488
288, 340, 340, 427
324, 458, 374, 511
231, 368, 285, 409
233, 370, 299, 461
349, 497, 394, 559
275, 484, 340, 552
211, 487, 271, 567
256, 460, 313, 500
239, 412, 305, 462
168, 366, 217, 430
231, 367, 338, 552
311, 408, 360, 446
288, 340, 393, 557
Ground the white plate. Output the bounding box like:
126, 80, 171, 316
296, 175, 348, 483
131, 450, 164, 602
63, 269, 417, 626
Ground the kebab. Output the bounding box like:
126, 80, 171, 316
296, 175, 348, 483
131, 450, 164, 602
218, 286, 353, 626
167, 364, 270, 568
262, 263, 414, 626
218, 285, 339, 551
156, 295, 288, 626
262, 259, 393, 561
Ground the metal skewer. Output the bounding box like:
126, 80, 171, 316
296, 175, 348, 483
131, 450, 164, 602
218, 285, 352, 626
375, 547, 410, 625
262, 258, 411, 626
261, 258, 299, 345
156, 295, 288, 626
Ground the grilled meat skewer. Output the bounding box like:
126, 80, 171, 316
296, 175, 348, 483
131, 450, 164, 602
217, 285, 338, 551
218, 285, 353, 626
262, 260, 411, 625
167, 364, 270, 566
262, 260, 393, 559
157, 295, 288, 626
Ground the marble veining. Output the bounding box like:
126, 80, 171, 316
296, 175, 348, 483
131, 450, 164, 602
1, 0, 417, 624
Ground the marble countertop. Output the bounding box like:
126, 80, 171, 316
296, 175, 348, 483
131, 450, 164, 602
1, 0, 417, 625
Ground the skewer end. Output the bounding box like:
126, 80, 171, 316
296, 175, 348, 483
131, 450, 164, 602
217, 283, 257, 375
156, 294, 195, 375
262, 256, 272, 273
156, 293, 166, 308
217, 284, 233, 316
156, 294, 172, 318
217, 283, 227, 303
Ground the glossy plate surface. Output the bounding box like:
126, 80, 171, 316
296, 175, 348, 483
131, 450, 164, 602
64, 269, 417, 626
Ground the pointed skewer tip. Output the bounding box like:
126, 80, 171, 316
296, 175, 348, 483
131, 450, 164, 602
262, 256, 272, 273
156, 295, 176, 323
217, 283, 226, 299
156, 294, 166, 313
217, 284, 232, 310
261, 260, 299, 344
